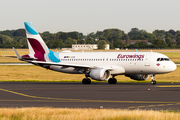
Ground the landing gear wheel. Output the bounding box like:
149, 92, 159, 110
82, 78, 91, 84
151, 80, 156, 85
108, 78, 117, 84
150, 74, 156, 85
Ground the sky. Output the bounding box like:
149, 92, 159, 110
1, 0, 180, 35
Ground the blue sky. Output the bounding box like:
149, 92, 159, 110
1, 0, 180, 34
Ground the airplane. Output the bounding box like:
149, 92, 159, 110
13, 22, 177, 85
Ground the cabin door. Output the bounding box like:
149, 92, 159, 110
144, 54, 151, 66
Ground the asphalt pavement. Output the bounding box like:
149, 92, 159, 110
0, 82, 179, 110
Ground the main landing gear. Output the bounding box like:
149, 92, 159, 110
150, 74, 156, 85
108, 76, 117, 84
82, 78, 91, 84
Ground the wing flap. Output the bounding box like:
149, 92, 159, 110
31, 61, 125, 75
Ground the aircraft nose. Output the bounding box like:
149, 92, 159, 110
170, 62, 177, 72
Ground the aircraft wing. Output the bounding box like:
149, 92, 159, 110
32, 61, 91, 68
31, 61, 114, 70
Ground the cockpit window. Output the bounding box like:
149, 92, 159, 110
164, 58, 170, 61
157, 58, 170, 61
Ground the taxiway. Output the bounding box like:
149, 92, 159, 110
0, 82, 179, 110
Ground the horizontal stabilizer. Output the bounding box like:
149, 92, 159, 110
2, 55, 17, 58
22, 57, 37, 60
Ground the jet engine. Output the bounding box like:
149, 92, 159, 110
125, 74, 149, 81
89, 69, 111, 81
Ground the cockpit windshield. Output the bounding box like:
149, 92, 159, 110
157, 58, 170, 61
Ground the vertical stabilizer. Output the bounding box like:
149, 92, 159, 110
24, 22, 49, 61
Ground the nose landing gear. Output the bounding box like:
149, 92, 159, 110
150, 74, 156, 85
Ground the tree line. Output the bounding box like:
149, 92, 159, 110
0, 27, 180, 49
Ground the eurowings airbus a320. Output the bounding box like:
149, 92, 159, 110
13, 22, 177, 85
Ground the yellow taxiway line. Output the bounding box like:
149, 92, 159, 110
156, 85, 180, 87
0, 88, 180, 104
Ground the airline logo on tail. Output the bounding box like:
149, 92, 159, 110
24, 22, 46, 61
24, 22, 61, 63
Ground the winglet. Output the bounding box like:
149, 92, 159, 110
13, 47, 22, 60
135, 49, 138, 52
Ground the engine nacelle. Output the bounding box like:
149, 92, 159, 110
125, 74, 149, 81
89, 69, 111, 81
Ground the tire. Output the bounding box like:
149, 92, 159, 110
108, 78, 117, 84
113, 78, 117, 84
151, 80, 156, 85
82, 78, 91, 84
108, 78, 113, 84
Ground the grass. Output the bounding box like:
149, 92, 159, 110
160, 52, 180, 63
0, 49, 28, 63
0, 107, 179, 120
0, 65, 180, 83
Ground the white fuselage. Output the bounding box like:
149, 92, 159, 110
46, 51, 176, 75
